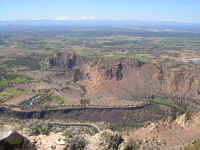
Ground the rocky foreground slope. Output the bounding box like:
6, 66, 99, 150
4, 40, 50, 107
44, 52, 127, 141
1, 112, 200, 150
45, 52, 200, 101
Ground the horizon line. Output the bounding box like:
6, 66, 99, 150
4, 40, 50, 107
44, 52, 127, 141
1, 19, 200, 24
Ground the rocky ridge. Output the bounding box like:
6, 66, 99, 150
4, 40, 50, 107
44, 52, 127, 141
45, 52, 200, 102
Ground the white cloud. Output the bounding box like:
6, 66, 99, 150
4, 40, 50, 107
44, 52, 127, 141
39, 16, 97, 21
80, 16, 96, 20
54, 17, 72, 21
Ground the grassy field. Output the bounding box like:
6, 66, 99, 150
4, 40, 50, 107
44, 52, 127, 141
151, 98, 185, 112
0, 87, 25, 102
151, 98, 186, 119
0, 73, 39, 87
1, 31, 200, 64
47, 94, 66, 105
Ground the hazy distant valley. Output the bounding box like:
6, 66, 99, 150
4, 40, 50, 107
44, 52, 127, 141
1, 23, 200, 150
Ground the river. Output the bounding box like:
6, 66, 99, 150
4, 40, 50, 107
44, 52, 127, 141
0, 45, 4, 48
192, 60, 200, 64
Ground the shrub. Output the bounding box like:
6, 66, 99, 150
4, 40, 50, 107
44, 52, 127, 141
105, 134, 124, 150
63, 128, 74, 138
80, 97, 90, 106
26, 120, 53, 136
64, 136, 87, 150
79, 85, 87, 96
123, 139, 139, 150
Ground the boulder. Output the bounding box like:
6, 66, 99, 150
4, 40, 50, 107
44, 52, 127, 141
0, 126, 36, 150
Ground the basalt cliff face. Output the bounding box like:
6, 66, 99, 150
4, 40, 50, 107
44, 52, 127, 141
45, 52, 200, 100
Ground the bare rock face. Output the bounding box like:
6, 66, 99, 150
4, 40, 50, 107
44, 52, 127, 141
45, 52, 79, 70
45, 52, 200, 101
0, 126, 36, 150
175, 114, 187, 128
105, 62, 123, 81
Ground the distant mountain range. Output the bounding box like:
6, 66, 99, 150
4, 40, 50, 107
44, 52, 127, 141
1, 20, 200, 33
0, 19, 199, 26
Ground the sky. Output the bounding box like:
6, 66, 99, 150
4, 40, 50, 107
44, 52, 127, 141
1, 0, 200, 23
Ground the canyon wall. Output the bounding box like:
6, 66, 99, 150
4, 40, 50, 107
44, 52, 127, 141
45, 52, 200, 100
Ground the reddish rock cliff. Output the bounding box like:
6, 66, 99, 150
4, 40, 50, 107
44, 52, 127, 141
45, 52, 200, 101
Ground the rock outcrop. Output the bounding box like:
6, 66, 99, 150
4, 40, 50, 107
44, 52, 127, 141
0, 126, 36, 150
